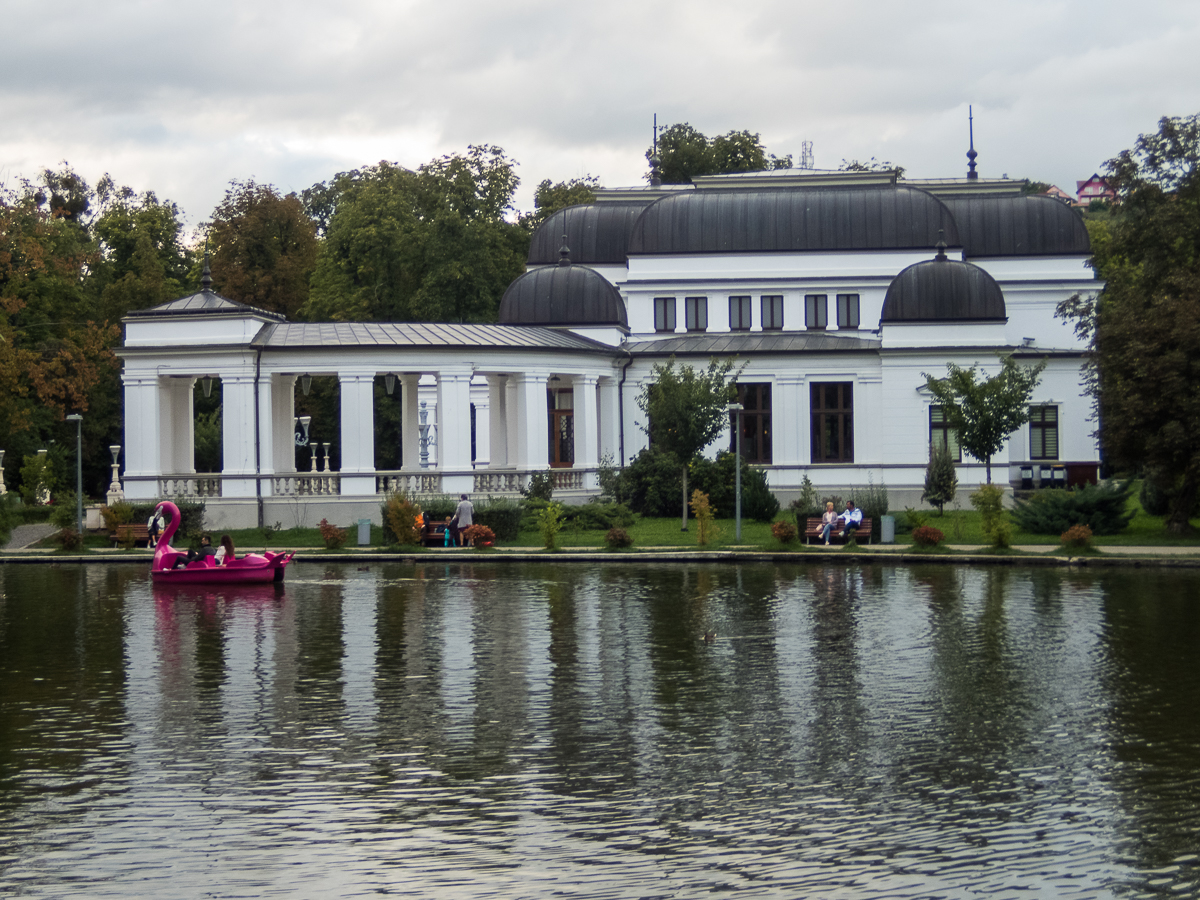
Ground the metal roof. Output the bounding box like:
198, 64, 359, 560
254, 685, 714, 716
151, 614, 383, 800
940, 194, 1091, 258
627, 186, 959, 255
124, 288, 286, 321
881, 253, 1006, 322
254, 321, 616, 353
498, 263, 628, 328
528, 201, 654, 265
627, 331, 881, 356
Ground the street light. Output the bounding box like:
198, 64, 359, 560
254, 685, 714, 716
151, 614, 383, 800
726, 403, 743, 541
65, 414, 83, 537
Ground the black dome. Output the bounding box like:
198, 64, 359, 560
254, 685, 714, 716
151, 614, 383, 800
882, 252, 1006, 322
498, 263, 627, 328
628, 186, 958, 255
528, 201, 653, 265
940, 194, 1090, 258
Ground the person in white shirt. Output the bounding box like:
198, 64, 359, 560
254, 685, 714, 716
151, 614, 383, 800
838, 501, 863, 540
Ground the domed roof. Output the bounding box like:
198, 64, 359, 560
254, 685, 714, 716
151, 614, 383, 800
627, 186, 959, 255
940, 194, 1090, 258
528, 201, 653, 265
499, 250, 627, 328
882, 248, 1006, 322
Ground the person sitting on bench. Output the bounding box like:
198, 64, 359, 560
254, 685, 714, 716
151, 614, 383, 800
837, 501, 863, 540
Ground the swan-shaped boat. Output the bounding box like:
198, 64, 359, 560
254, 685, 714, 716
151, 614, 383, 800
150, 500, 294, 584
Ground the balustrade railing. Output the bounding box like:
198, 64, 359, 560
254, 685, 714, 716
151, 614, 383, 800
272, 472, 341, 496
377, 472, 444, 495
159, 475, 222, 498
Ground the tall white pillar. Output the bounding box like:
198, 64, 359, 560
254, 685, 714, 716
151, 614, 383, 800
221, 373, 258, 497
437, 368, 474, 495
122, 372, 163, 499
512, 373, 550, 471
401, 375, 420, 470
598, 376, 619, 465
774, 374, 805, 469
268, 375, 297, 475
471, 379, 490, 467
572, 375, 600, 488
487, 375, 509, 467
162, 377, 195, 475
339, 370, 376, 496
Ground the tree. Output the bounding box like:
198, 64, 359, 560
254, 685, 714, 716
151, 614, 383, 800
206, 180, 319, 320
637, 356, 740, 530
520, 176, 600, 229
923, 356, 1045, 484
839, 158, 905, 178
302, 146, 529, 323
648, 123, 792, 184
922, 439, 958, 515
1058, 114, 1200, 533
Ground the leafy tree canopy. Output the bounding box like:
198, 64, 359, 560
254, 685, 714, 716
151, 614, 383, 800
521, 176, 600, 229
302, 146, 529, 323
206, 179, 319, 320
1058, 113, 1200, 532
839, 157, 906, 178
647, 123, 792, 185
923, 356, 1045, 483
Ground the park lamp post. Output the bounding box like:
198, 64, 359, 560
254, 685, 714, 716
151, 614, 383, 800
66, 414, 83, 537
726, 403, 743, 541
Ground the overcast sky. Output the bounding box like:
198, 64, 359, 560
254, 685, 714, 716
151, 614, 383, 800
4, 0, 1199, 233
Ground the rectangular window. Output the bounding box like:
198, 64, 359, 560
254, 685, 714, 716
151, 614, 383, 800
929, 405, 961, 461
729, 295, 752, 331
805, 294, 827, 330
761, 295, 783, 330
685, 296, 708, 332
810, 382, 853, 462
732, 383, 772, 464
654, 297, 676, 332
836, 293, 860, 329
1029, 406, 1059, 460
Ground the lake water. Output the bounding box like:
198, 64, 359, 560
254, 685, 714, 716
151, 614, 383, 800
1, 560, 1198, 899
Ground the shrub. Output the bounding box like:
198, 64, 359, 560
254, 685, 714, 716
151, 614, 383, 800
598, 451, 624, 503
49, 492, 78, 528
1060, 524, 1094, 550
690, 489, 718, 545
1011, 481, 1134, 536
522, 470, 555, 502
0, 494, 20, 546
922, 441, 958, 515
318, 518, 348, 549
970, 484, 1012, 548
912, 525, 945, 547
100, 501, 135, 532
538, 503, 564, 550
771, 521, 797, 544
689, 452, 780, 522
901, 507, 930, 534
382, 492, 423, 545
621, 447, 683, 517
476, 496, 525, 541
19, 452, 56, 506
462, 524, 495, 546
56, 527, 84, 551
605, 527, 633, 549
127, 500, 206, 539
849, 476, 889, 541
789, 475, 821, 523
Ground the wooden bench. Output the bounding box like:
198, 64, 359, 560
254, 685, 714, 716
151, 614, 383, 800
420, 523, 454, 547
804, 517, 873, 545
111, 523, 151, 547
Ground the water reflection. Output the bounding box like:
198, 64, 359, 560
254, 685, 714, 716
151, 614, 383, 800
1, 561, 1199, 897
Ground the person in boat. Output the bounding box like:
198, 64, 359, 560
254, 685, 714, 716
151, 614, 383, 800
215, 534, 236, 565
174, 534, 216, 567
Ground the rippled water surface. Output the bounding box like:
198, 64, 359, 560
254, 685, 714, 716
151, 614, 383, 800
2, 561, 1200, 898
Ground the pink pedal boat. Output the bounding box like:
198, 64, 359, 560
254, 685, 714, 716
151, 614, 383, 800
150, 500, 294, 584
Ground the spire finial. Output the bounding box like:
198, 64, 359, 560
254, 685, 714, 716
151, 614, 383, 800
558, 235, 571, 267
966, 105, 978, 180
201, 242, 213, 291
936, 228, 948, 260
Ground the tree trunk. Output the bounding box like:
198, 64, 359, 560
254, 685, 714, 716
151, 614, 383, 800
1165, 468, 1198, 535
985, 455, 992, 484
681, 465, 689, 531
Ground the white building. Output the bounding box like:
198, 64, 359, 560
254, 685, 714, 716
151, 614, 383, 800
118, 168, 1099, 528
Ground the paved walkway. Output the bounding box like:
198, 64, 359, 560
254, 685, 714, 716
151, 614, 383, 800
2, 524, 60, 551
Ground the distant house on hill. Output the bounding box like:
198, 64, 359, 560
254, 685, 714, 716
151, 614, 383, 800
1038, 185, 1075, 205
1076, 174, 1115, 206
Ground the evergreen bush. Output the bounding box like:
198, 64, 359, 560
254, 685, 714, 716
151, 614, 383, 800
1011, 482, 1134, 536
971, 484, 1012, 548
689, 452, 781, 521
621, 448, 683, 517
127, 500, 207, 537
849, 477, 889, 540
789, 475, 821, 523
922, 441, 958, 514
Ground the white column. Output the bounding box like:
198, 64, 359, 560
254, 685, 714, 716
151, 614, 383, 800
437, 368, 474, 495
774, 374, 805, 470
221, 374, 258, 497
269, 375, 297, 475
339, 370, 376, 495
487, 375, 508, 467
256, 374, 275, 497
598, 376, 619, 465
471, 379, 490, 467
401, 375, 420, 470
122, 372, 163, 499
505, 377, 519, 469
512, 373, 550, 471
572, 375, 600, 490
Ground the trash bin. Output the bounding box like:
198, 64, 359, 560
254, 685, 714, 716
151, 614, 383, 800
1020, 466, 1034, 490
880, 515, 895, 544
357, 518, 371, 546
